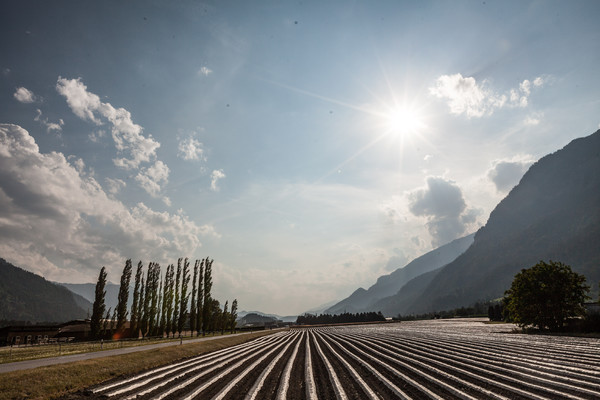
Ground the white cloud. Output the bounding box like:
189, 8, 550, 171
430, 73, 546, 118
198, 66, 213, 76
210, 169, 226, 191
135, 160, 170, 197
177, 136, 206, 161
487, 156, 535, 192
14, 87, 36, 103
105, 177, 126, 194
56, 77, 161, 170
88, 130, 106, 143
0, 123, 217, 282
34, 109, 64, 133
407, 176, 481, 247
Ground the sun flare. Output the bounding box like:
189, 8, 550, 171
383, 105, 425, 137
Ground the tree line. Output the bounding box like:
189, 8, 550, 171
296, 311, 386, 325
90, 258, 238, 339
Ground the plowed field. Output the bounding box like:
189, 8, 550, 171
88, 319, 600, 399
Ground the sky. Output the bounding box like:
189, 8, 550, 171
1, 0, 599, 315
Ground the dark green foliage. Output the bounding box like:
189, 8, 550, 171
296, 311, 386, 325
195, 259, 204, 336
116, 259, 132, 331
148, 263, 161, 336
190, 261, 198, 334
487, 304, 504, 321
130, 261, 143, 337
503, 260, 589, 331
0, 258, 87, 324
172, 259, 181, 336
90, 267, 107, 339
221, 300, 228, 334
230, 299, 238, 333
202, 258, 213, 334
178, 258, 191, 336
163, 264, 175, 337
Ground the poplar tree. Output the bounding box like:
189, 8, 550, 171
116, 259, 132, 331
140, 275, 148, 337
221, 300, 228, 335
90, 266, 107, 339
102, 307, 111, 338
195, 259, 204, 336
190, 261, 198, 334
148, 263, 161, 336
202, 258, 213, 334
178, 258, 191, 336
172, 259, 182, 336
164, 264, 175, 337
230, 299, 238, 334
130, 261, 143, 337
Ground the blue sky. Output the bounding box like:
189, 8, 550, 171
1, 0, 599, 315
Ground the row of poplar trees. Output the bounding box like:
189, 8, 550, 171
90, 257, 238, 339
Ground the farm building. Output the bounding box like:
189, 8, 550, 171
0, 319, 91, 346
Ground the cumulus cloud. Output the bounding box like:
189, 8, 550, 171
56, 77, 161, 170
408, 176, 480, 247
34, 109, 64, 133
56, 77, 168, 196
105, 177, 126, 194
210, 169, 226, 191
14, 87, 36, 103
135, 160, 170, 198
487, 157, 535, 192
0, 123, 217, 282
177, 136, 206, 161
429, 73, 546, 118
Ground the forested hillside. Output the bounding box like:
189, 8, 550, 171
409, 129, 600, 313
0, 258, 88, 324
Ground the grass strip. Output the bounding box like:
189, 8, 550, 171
0, 330, 278, 400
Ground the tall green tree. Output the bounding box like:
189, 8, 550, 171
90, 266, 108, 339
230, 299, 238, 334
164, 264, 175, 337
148, 263, 161, 336
195, 259, 204, 336
190, 260, 198, 334
221, 300, 228, 335
116, 259, 133, 331
178, 258, 191, 336
202, 258, 213, 335
504, 260, 589, 331
130, 261, 143, 337
140, 274, 150, 337
172, 259, 182, 336
102, 307, 111, 338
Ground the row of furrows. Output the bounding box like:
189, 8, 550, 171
89, 324, 600, 400
324, 327, 600, 400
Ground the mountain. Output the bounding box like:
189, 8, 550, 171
237, 310, 296, 323
0, 258, 88, 324
370, 268, 442, 317
407, 129, 600, 314
59, 282, 128, 313
325, 233, 475, 315
236, 312, 278, 326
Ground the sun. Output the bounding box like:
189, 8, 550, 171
382, 105, 425, 137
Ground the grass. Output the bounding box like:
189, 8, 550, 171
0, 330, 278, 400
0, 333, 234, 364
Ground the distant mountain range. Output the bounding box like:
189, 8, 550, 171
58, 282, 127, 313
325, 233, 475, 315
0, 258, 89, 324
336, 129, 600, 317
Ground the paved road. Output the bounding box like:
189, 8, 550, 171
0, 331, 270, 374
